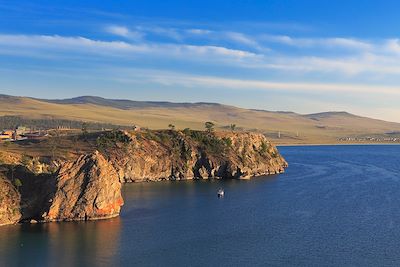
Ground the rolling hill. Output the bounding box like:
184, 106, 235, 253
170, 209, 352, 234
1, 94, 400, 144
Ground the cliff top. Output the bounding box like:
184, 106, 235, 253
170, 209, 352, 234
0, 129, 277, 165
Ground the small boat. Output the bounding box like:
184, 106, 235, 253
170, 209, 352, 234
217, 189, 224, 198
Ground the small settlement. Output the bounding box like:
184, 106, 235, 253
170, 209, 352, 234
0, 126, 48, 142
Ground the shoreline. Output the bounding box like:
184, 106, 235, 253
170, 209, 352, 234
277, 142, 400, 147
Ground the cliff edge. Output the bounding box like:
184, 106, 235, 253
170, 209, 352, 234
107, 130, 287, 182
0, 130, 287, 226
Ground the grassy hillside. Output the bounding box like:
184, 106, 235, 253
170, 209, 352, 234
1, 94, 400, 144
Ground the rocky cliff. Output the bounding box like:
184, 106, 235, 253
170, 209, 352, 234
0, 175, 21, 226
0, 152, 124, 225
42, 151, 124, 222
107, 130, 287, 182
0, 130, 287, 226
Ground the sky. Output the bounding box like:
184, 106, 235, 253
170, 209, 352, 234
2, 0, 400, 121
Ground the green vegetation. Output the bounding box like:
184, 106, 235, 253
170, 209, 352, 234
205, 121, 215, 133
270, 151, 278, 158
168, 124, 176, 130
182, 128, 191, 136
189, 131, 228, 154
145, 129, 231, 156
222, 137, 232, 147
142, 130, 169, 144
230, 124, 236, 132
259, 141, 268, 156
96, 130, 131, 152
14, 178, 22, 188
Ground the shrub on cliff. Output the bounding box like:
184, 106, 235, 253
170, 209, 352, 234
189, 131, 228, 155
259, 141, 268, 156
182, 128, 191, 136
96, 130, 131, 153
21, 155, 32, 166
270, 151, 279, 158
205, 121, 215, 133
14, 178, 22, 188
222, 137, 232, 147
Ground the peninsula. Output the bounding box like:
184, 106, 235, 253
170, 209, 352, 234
0, 129, 287, 226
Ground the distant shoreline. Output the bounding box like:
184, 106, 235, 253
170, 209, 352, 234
277, 143, 400, 147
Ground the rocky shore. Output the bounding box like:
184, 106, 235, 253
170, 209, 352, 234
0, 130, 287, 226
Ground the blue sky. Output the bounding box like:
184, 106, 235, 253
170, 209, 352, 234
2, 1, 400, 121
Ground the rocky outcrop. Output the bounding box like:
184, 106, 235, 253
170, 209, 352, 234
0, 176, 21, 226
42, 151, 124, 222
0, 130, 287, 226
0, 151, 124, 225
108, 131, 288, 182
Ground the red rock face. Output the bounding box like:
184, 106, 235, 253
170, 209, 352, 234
109, 131, 288, 182
0, 177, 21, 226
43, 151, 124, 222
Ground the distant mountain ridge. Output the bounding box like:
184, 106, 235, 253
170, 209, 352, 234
40, 95, 223, 110
39, 96, 367, 119
0, 94, 366, 117
0, 94, 399, 144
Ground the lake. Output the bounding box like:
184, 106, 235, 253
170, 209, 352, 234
2, 145, 400, 266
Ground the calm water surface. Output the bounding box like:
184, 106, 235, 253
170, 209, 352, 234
2, 145, 400, 266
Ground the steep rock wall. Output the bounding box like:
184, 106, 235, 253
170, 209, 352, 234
0, 176, 21, 226
107, 131, 288, 182
42, 151, 124, 222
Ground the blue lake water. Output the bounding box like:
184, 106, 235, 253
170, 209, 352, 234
2, 145, 400, 266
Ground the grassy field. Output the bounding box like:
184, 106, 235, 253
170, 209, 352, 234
2, 95, 400, 145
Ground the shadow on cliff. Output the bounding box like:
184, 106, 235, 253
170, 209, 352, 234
1, 164, 56, 222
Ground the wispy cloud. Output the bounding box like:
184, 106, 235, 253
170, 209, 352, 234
21, 65, 397, 97
224, 32, 256, 46
113, 69, 400, 96
136, 26, 183, 41
105, 25, 267, 50
186, 29, 212, 35
228, 21, 314, 32
0, 34, 258, 62
102, 24, 379, 57
3, 28, 400, 92
105, 25, 143, 40
260, 35, 373, 51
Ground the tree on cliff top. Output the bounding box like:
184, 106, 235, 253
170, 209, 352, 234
205, 122, 215, 133
81, 122, 89, 141
182, 128, 191, 136
168, 124, 176, 131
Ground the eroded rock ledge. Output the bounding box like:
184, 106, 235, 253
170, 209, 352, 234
0, 130, 287, 226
